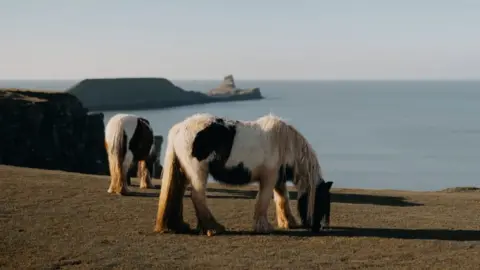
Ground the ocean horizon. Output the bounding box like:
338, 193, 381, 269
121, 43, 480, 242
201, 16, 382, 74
1, 79, 479, 191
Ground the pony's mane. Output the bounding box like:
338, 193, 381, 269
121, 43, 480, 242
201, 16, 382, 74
255, 113, 323, 219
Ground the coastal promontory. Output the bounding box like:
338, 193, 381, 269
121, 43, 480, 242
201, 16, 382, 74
67, 75, 263, 111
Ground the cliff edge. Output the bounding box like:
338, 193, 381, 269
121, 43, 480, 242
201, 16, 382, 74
0, 88, 108, 174
67, 76, 263, 111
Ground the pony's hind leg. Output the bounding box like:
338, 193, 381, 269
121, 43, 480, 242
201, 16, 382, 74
154, 156, 190, 234
189, 169, 225, 236
273, 181, 298, 229
253, 169, 277, 233
118, 151, 133, 195
138, 160, 154, 189
107, 151, 124, 194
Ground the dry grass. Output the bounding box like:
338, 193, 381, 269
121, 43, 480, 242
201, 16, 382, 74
1, 165, 479, 269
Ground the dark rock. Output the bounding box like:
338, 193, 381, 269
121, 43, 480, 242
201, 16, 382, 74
0, 89, 109, 175
66, 77, 263, 112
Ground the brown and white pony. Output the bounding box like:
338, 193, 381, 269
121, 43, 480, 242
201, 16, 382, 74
104, 113, 156, 195
154, 113, 333, 236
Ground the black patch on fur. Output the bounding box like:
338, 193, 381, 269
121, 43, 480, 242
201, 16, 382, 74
129, 118, 154, 161
125, 118, 154, 186
191, 117, 252, 185
297, 190, 309, 227
122, 130, 131, 185
121, 131, 128, 161
276, 165, 294, 187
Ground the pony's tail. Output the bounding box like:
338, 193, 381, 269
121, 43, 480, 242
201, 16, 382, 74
154, 134, 189, 233
106, 129, 126, 193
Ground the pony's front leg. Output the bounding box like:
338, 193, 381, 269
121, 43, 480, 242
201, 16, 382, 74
273, 181, 298, 229
253, 170, 277, 233
190, 170, 225, 236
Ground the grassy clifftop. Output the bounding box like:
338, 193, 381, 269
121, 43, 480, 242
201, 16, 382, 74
67, 76, 263, 111
1, 165, 479, 269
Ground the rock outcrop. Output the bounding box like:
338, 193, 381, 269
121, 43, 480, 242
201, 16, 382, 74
67, 77, 263, 112
207, 74, 262, 101
0, 89, 109, 175
0, 88, 166, 179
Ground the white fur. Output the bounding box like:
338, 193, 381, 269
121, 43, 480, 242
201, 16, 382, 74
224, 123, 270, 172
105, 113, 139, 168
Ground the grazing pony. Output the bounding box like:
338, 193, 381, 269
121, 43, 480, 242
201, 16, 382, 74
104, 113, 156, 195
154, 113, 333, 235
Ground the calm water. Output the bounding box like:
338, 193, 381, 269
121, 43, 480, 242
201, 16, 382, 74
2, 79, 480, 191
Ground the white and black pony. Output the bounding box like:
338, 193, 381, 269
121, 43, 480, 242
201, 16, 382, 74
154, 113, 333, 235
104, 113, 156, 195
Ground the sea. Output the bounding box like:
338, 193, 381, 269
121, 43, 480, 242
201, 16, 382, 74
2, 79, 479, 191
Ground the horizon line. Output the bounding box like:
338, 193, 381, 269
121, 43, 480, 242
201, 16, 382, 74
1, 77, 480, 82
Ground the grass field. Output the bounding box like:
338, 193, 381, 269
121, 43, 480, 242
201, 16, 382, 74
1, 165, 479, 269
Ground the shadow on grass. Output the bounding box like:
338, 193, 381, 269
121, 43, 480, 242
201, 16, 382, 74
124, 189, 252, 200
156, 226, 480, 242
206, 187, 423, 207
128, 184, 161, 189
124, 186, 422, 206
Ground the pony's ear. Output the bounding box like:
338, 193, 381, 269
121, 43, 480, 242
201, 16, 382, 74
325, 181, 333, 190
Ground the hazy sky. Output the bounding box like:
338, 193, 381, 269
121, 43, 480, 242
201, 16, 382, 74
1, 0, 479, 80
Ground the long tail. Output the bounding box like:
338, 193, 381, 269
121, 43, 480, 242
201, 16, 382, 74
154, 130, 189, 232
106, 128, 126, 191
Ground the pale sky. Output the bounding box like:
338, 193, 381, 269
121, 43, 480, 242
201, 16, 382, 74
1, 0, 479, 80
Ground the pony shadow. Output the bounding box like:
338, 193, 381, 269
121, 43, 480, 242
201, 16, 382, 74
205, 188, 423, 207
124, 190, 252, 200
218, 226, 480, 242
128, 184, 161, 189
206, 187, 258, 198
333, 193, 422, 207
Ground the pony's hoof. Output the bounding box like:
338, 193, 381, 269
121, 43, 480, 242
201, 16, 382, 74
119, 188, 130, 196
277, 217, 298, 230
139, 183, 155, 189
198, 223, 226, 236
205, 229, 222, 237
154, 222, 191, 234
176, 222, 193, 234
254, 217, 274, 233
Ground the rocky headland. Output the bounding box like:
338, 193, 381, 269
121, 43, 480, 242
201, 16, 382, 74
67, 75, 263, 111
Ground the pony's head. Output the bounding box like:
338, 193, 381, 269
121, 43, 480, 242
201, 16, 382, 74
297, 179, 333, 232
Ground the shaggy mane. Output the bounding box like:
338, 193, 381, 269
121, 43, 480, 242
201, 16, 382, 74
254, 114, 323, 219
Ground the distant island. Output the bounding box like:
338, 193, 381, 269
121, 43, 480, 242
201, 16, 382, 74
67, 74, 263, 112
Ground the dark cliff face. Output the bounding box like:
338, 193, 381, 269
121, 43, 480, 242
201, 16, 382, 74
0, 89, 108, 175
67, 77, 263, 112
